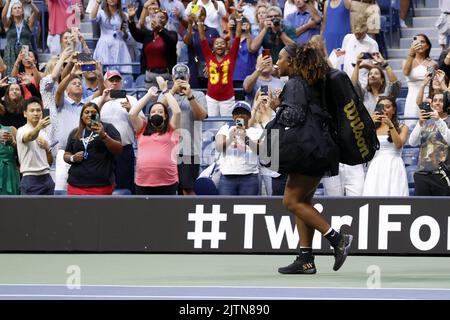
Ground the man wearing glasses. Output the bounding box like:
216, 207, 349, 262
250, 6, 296, 62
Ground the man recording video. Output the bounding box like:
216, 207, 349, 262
251, 6, 296, 62
158, 63, 207, 195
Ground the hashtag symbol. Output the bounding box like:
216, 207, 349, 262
187, 205, 227, 249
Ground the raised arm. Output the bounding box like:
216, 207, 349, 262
28, 0, 40, 30
183, 14, 195, 46
22, 117, 50, 143
129, 86, 159, 132
156, 76, 181, 130
2, 0, 11, 29
91, 0, 101, 20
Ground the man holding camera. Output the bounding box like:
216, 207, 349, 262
92, 70, 139, 194
243, 53, 285, 105
251, 6, 296, 62
158, 63, 207, 195
285, 0, 322, 44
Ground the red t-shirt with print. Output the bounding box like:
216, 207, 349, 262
200, 37, 240, 101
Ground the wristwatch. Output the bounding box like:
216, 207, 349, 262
187, 95, 195, 101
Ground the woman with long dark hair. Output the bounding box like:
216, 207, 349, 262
363, 96, 409, 196
129, 76, 181, 195
11, 49, 41, 99
273, 43, 353, 275
402, 33, 438, 129
63, 102, 123, 195
352, 52, 400, 114
91, 0, 132, 74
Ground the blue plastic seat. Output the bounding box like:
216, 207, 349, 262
396, 98, 406, 116
402, 147, 419, 166
378, 0, 401, 47
135, 74, 146, 88
122, 74, 134, 90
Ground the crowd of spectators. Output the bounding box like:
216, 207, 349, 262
0, 0, 450, 197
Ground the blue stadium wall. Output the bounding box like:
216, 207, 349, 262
0, 197, 449, 255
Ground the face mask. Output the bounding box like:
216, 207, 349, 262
150, 114, 164, 127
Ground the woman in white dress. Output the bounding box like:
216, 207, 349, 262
91, 0, 132, 74
402, 34, 438, 130
363, 96, 409, 196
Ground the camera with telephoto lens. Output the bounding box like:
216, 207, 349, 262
272, 17, 281, 27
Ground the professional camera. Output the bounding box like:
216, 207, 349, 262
272, 17, 281, 27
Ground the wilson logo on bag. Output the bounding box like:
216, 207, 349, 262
343, 100, 370, 159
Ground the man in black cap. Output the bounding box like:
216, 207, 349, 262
214, 101, 263, 195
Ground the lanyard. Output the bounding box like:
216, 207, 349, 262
15, 20, 23, 48
82, 129, 94, 160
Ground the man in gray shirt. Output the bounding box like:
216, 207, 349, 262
159, 63, 208, 195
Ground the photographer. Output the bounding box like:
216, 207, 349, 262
402, 34, 437, 129
10, 48, 41, 99
285, 0, 322, 44
341, 17, 378, 87
243, 53, 285, 105
63, 102, 123, 195
408, 92, 450, 196
92, 70, 139, 194
363, 96, 409, 196
158, 63, 207, 195
415, 69, 449, 110
215, 101, 263, 195
0, 77, 39, 129
250, 6, 296, 62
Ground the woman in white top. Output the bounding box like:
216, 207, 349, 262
363, 96, 409, 196
215, 101, 263, 195
402, 34, 438, 129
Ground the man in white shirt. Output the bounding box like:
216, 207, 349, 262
16, 97, 55, 195
341, 18, 379, 88
92, 70, 140, 194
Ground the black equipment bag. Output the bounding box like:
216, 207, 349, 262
323, 69, 380, 165
259, 77, 339, 175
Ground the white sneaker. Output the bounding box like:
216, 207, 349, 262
400, 19, 407, 28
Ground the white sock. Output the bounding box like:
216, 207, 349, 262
323, 227, 333, 236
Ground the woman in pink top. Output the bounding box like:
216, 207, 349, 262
129, 76, 181, 195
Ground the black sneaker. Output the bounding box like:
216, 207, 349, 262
333, 234, 353, 271
278, 256, 317, 274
